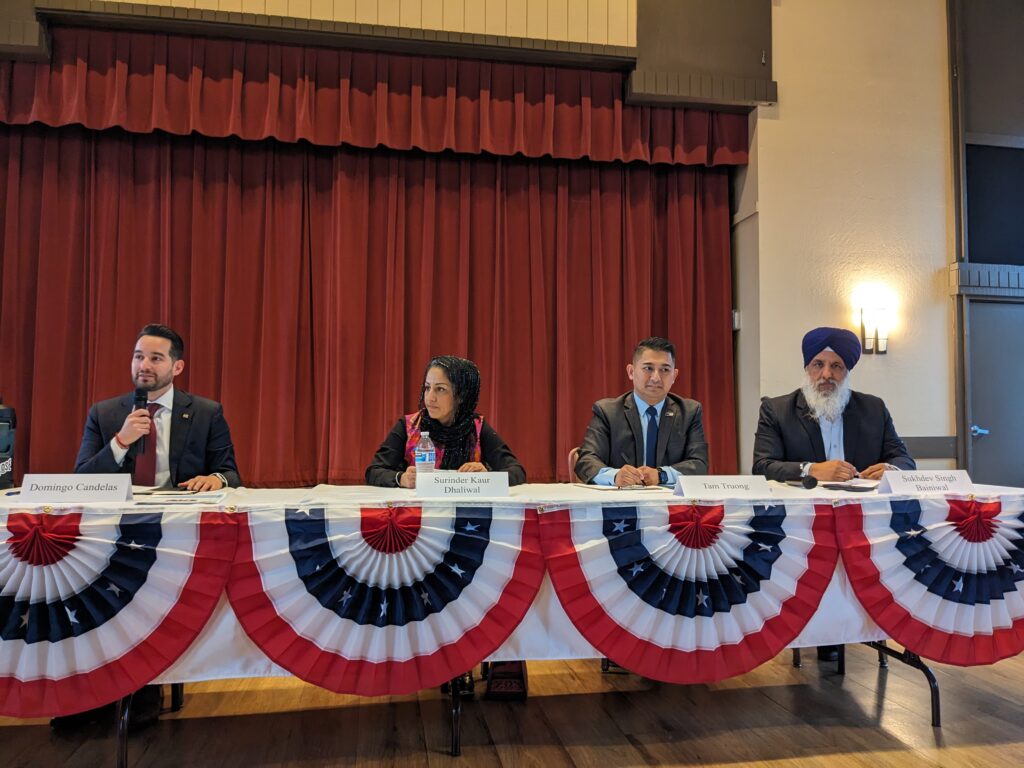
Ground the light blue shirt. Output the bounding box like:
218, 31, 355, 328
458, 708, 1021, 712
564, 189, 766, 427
594, 393, 682, 486
818, 414, 844, 461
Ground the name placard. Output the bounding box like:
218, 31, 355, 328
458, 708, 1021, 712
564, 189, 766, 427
416, 471, 510, 498
19, 474, 133, 503
879, 469, 974, 495
675, 475, 772, 500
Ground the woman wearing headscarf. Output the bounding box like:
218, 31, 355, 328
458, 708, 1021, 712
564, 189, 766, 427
365, 355, 526, 488
364, 355, 529, 699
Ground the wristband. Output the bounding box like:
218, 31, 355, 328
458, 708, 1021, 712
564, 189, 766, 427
113, 433, 129, 450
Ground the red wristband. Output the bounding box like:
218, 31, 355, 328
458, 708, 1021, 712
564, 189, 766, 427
113, 433, 129, 449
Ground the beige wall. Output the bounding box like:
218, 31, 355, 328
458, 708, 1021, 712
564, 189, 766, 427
126, 0, 637, 46
734, 0, 954, 470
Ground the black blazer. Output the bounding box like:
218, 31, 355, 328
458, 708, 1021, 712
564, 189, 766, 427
752, 389, 915, 482
74, 389, 241, 487
365, 418, 527, 487
574, 392, 709, 483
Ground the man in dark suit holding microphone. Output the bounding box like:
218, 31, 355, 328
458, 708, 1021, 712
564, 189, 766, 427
60, 324, 239, 730
74, 323, 239, 490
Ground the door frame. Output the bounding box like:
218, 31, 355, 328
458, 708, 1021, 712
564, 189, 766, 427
949, 0, 1024, 474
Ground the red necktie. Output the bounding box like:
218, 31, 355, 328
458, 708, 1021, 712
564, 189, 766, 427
133, 403, 161, 487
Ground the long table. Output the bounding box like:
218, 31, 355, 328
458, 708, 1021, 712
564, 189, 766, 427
4, 482, 1022, 762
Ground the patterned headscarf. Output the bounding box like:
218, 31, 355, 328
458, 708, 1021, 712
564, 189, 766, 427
417, 355, 481, 469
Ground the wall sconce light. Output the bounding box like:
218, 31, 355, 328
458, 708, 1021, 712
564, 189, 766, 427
859, 305, 890, 355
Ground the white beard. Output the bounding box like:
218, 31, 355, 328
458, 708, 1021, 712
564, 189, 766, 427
801, 372, 851, 423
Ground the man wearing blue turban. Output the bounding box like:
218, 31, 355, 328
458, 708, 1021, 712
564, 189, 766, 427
752, 326, 915, 662
752, 327, 915, 484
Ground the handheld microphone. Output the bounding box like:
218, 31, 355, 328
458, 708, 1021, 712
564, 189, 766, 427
785, 475, 818, 489
133, 388, 148, 454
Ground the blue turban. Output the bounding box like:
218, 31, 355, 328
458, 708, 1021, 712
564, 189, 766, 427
801, 327, 861, 370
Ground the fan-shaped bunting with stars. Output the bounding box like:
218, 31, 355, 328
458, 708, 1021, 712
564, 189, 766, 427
836, 494, 1024, 664
0, 505, 237, 717
226, 502, 544, 696
540, 500, 837, 683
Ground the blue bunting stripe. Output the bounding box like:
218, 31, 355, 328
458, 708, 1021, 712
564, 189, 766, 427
888, 498, 1024, 606
285, 506, 492, 627
0, 514, 161, 643
602, 504, 786, 618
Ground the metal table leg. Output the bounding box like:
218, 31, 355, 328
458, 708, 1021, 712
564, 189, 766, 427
865, 641, 941, 727
169, 683, 184, 712
114, 693, 134, 768
445, 669, 475, 756
875, 640, 889, 668
448, 675, 464, 756
600, 658, 627, 674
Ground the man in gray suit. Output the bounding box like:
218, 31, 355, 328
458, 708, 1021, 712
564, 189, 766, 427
575, 337, 709, 486
74, 324, 240, 490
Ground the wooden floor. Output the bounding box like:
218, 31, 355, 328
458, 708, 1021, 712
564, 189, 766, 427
3, 644, 1023, 767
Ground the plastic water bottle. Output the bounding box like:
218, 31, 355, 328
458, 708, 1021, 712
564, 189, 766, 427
414, 432, 436, 473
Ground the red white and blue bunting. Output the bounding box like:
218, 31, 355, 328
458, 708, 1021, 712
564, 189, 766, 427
540, 500, 837, 683
5, 491, 1024, 718
836, 494, 1024, 665
227, 503, 544, 696
0, 505, 236, 716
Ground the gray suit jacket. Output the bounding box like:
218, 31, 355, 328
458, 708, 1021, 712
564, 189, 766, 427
752, 389, 915, 482
574, 392, 709, 483
74, 389, 241, 487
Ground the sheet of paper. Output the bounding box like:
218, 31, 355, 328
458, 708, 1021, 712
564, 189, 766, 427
134, 489, 228, 505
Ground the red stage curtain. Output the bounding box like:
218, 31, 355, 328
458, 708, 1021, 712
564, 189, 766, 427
0, 26, 747, 166
0, 123, 737, 484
